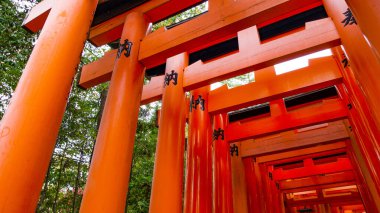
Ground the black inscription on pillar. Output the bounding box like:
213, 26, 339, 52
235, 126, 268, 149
268, 172, 273, 180
341, 53, 349, 68
230, 144, 239, 157
347, 103, 353, 110
341, 8, 357, 27
117, 39, 133, 58
213, 128, 224, 140
164, 70, 178, 86
190, 95, 205, 112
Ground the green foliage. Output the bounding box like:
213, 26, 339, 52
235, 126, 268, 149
0, 0, 36, 118
0, 1, 158, 210
126, 104, 159, 213
36, 78, 104, 212
221, 72, 255, 88
153, 2, 207, 31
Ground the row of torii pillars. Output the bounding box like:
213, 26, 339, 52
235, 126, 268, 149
1, 0, 380, 212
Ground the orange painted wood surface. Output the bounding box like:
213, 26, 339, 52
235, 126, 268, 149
346, 140, 380, 211
21, 0, 111, 33
88, 0, 169, 46
243, 158, 266, 213
0, 0, 98, 211
259, 164, 279, 213
90, 0, 204, 46
208, 56, 342, 114
79, 50, 117, 89
22, 0, 204, 46
79, 50, 165, 105
139, 0, 323, 68
226, 98, 348, 142
79, 1, 326, 89
230, 142, 249, 213
333, 47, 380, 147
280, 170, 355, 190
339, 89, 380, 203
79, 18, 340, 101
273, 158, 353, 181
184, 18, 340, 91
22, 0, 52, 33
282, 180, 356, 194
80, 12, 150, 212
240, 121, 349, 157
265, 145, 348, 167
184, 86, 213, 213
141, 75, 165, 105
212, 113, 233, 213
323, 0, 380, 136
333, 47, 380, 198
149, 53, 188, 213
255, 142, 347, 164
346, 0, 380, 60
287, 192, 361, 207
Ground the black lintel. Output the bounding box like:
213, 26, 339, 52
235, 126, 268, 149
92, 0, 149, 27
312, 152, 347, 161
144, 5, 328, 78
145, 37, 239, 77
284, 86, 338, 109
258, 5, 328, 41
228, 103, 270, 123
274, 160, 304, 169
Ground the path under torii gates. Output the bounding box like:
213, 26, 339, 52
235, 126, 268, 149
1, 0, 380, 212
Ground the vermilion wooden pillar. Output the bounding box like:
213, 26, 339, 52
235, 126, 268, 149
332, 48, 380, 143
243, 157, 262, 213
346, 141, 379, 211
0, 0, 97, 211
345, 0, 380, 60
268, 165, 282, 213
149, 53, 188, 213
332, 47, 380, 199
184, 86, 213, 213
213, 113, 233, 213
323, 0, 380, 132
336, 86, 380, 210
260, 164, 276, 213
230, 142, 249, 213
80, 12, 150, 212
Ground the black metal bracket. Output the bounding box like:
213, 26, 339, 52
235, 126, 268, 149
341, 8, 357, 27
164, 70, 178, 86
213, 128, 224, 140
117, 39, 133, 58
190, 95, 205, 111
230, 144, 239, 157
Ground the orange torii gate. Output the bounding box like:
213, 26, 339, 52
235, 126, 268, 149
1, 0, 380, 212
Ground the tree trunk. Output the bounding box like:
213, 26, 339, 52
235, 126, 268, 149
89, 88, 108, 165
37, 157, 54, 211
52, 149, 69, 212
71, 144, 85, 212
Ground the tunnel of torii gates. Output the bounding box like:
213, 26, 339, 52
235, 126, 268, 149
1, 0, 380, 212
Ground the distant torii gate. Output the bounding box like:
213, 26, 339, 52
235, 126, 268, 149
0, 0, 380, 212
